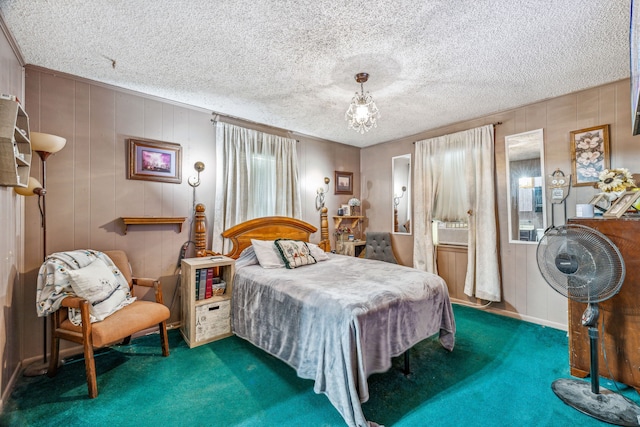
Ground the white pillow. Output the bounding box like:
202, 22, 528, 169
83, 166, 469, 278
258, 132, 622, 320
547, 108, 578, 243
67, 258, 133, 321
307, 242, 330, 261
251, 239, 285, 268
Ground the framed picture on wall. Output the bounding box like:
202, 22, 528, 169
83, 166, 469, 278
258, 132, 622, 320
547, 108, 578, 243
127, 138, 182, 184
570, 124, 610, 187
335, 171, 353, 195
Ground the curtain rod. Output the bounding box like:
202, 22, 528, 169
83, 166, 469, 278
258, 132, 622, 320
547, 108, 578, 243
210, 111, 293, 133
412, 122, 502, 144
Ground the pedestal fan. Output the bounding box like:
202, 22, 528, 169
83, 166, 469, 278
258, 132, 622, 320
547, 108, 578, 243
537, 224, 640, 426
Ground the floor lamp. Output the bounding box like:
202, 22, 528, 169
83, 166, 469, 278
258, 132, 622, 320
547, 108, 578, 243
15, 131, 66, 376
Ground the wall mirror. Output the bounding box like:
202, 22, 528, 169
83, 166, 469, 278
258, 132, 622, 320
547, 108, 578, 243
392, 154, 411, 234
505, 129, 546, 244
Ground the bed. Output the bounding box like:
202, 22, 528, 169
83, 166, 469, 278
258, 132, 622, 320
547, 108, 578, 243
196, 211, 456, 427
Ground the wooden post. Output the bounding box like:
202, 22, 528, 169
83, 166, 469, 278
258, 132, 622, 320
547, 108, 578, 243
319, 206, 331, 252
195, 203, 207, 257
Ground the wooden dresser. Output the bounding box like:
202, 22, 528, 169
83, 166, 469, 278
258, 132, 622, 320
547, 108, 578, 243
566, 217, 640, 391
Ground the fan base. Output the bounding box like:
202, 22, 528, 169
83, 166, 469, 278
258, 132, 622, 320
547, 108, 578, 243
552, 378, 640, 426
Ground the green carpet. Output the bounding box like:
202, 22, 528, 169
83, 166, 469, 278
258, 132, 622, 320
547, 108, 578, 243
2, 304, 639, 426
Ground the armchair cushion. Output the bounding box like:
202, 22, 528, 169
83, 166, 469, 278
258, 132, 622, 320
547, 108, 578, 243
58, 300, 170, 347
67, 258, 134, 322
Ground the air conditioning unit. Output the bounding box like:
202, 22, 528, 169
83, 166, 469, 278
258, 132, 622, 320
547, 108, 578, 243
434, 221, 468, 246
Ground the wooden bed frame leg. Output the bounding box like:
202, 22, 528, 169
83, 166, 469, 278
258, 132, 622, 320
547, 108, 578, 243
403, 351, 410, 375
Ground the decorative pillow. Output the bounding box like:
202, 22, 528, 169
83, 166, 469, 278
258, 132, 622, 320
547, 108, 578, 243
274, 239, 317, 269
67, 258, 133, 321
307, 242, 330, 261
251, 239, 286, 268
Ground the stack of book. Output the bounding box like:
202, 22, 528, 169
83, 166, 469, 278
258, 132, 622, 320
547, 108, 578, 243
194, 267, 225, 300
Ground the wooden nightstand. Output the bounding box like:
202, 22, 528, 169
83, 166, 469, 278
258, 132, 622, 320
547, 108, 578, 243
180, 256, 235, 348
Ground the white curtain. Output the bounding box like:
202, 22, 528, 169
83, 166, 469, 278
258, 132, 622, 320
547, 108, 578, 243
413, 124, 501, 302
212, 122, 301, 253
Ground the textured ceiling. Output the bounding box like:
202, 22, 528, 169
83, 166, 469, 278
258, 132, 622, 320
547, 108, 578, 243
0, 0, 632, 147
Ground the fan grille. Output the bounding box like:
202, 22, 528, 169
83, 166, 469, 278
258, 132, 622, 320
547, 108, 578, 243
536, 224, 625, 303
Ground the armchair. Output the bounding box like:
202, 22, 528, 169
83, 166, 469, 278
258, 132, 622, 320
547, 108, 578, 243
364, 232, 399, 264
46, 250, 170, 398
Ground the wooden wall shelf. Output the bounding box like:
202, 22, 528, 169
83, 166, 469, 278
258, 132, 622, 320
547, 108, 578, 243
332, 215, 364, 229
120, 216, 186, 234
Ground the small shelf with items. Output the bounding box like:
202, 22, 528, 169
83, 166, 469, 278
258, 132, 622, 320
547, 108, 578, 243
0, 97, 31, 187
333, 215, 364, 230
180, 256, 235, 348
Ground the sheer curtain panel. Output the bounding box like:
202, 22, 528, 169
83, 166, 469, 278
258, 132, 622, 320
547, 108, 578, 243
414, 124, 501, 302
213, 122, 301, 252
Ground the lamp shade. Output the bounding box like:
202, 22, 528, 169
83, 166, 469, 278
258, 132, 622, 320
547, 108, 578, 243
14, 177, 43, 196
30, 132, 66, 154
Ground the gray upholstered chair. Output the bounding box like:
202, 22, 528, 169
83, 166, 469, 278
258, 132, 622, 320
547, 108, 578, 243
364, 232, 398, 264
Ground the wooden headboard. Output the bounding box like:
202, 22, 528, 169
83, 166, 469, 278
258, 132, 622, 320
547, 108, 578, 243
194, 203, 318, 259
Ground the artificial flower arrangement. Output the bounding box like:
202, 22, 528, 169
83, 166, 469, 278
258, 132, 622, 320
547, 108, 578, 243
597, 168, 636, 193
334, 226, 352, 235
347, 198, 361, 216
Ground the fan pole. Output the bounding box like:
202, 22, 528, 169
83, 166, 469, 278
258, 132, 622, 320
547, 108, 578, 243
588, 327, 599, 394
582, 302, 601, 394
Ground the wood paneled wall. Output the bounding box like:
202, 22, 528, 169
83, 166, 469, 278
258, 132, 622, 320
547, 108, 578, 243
362, 79, 640, 330
19, 66, 360, 363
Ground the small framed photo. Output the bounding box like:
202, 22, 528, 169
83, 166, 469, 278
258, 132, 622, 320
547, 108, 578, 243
570, 124, 610, 187
603, 191, 640, 218
341, 204, 350, 215
588, 193, 609, 212
127, 138, 182, 184
335, 171, 353, 195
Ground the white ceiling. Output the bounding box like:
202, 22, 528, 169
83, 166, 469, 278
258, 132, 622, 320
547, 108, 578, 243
0, 1, 632, 147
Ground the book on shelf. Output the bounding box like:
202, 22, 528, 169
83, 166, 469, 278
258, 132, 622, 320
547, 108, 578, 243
198, 268, 207, 300
195, 268, 201, 300
205, 267, 214, 299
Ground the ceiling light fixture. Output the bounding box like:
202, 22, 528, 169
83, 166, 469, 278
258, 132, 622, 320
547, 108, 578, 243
345, 72, 380, 134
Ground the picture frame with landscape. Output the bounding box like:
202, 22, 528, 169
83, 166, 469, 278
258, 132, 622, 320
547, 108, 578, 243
127, 138, 182, 184
335, 171, 353, 195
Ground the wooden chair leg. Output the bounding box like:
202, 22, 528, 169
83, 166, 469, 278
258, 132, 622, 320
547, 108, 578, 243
83, 340, 98, 398
159, 321, 170, 357
79, 301, 98, 398
48, 314, 60, 377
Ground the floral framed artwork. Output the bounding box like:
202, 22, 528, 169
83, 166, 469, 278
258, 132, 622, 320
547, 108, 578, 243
603, 191, 640, 218
127, 138, 182, 184
570, 124, 610, 187
335, 171, 353, 195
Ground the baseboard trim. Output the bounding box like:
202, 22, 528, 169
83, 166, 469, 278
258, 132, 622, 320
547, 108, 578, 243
451, 299, 568, 332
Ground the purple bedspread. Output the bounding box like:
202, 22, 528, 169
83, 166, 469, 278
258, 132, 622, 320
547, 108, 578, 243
232, 252, 455, 426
